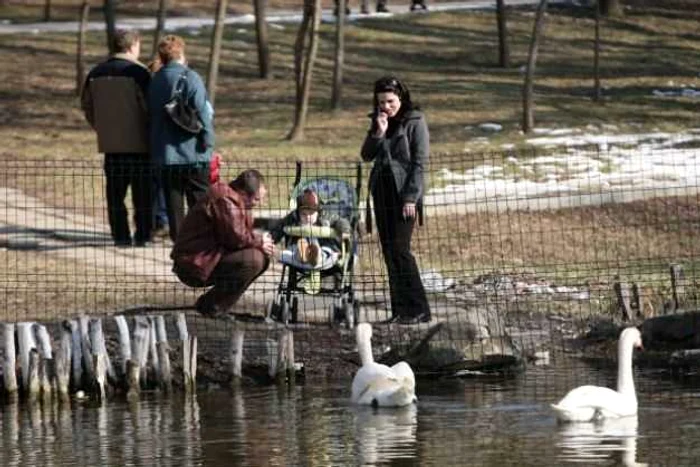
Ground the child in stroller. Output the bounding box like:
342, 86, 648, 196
271, 188, 351, 294
267, 171, 362, 327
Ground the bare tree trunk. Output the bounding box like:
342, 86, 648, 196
600, 0, 622, 17
253, 0, 271, 79
496, 0, 509, 68
152, 0, 169, 60
331, 0, 346, 111
522, 0, 548, 133
593, 0, 601, 101
44, 0, 52, 21
76, 1, 90, 96
104, 0, 117, 53
287, 0, 321, 141
207, 0, 229, 106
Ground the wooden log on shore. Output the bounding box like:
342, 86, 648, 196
114, 315, 131, 378
154, 315, 172, 392
3, 323, 18, 395
17, 322, 37, 390
55, 324, 72, 398
230, 326, 245, 385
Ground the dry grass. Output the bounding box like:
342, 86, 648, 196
1, 2, 700, 164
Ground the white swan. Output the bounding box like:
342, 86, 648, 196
551, 327, 643, 422
351, 323, 417, 407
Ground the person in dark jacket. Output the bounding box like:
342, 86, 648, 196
81, 29, 153, 247
361, 76, 431, 324
149, 34, 215, 242
171, 169, 275, 318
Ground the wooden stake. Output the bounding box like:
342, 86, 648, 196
148, 317, 160, 381
267, 338, 279, 381
2, 323, 18, 395
176, 313, 189, 341
131, 316, 150, 388
89, 319, 111, 397
188, 337, 197, 393
274, 331, 290, 384
79, 316, 95, 385
613, 280, 632, 322
230, 326, 245, 384
17, 322, 37, 390
285, 330, 296, 385
55, 325, 72, 398
27, 349, 40, 401
93, 353, 106, 401
182, 336, 191, 393
670, 264, 685, 311
155, 315, 172, 392
67, 319, 83, 390
114, 315, 131, 378
126, 359, 140, 399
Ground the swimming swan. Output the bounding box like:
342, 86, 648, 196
351, 323, 417, 407
552, 327, 643, 422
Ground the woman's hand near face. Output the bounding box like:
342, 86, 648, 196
402, 202, 416, 220
373, 111, 388, 137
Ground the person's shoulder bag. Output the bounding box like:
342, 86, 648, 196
164, 70, 203, 134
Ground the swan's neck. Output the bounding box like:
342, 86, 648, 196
358, 336, 374, 366
616, 340, 636, 397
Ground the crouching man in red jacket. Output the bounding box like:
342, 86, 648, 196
171, 169, 275, 318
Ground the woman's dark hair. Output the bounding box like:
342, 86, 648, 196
372, 76, 418, 117
230, 169, 265, 196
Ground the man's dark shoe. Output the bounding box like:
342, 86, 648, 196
396, 313, 431, 325
134, 240, 152, 247
379, 315, 400, 324
114, 239, 132, 248
376, 4, 389, 13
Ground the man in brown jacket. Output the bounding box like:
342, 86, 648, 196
171, 169, 275, 318
81, 29, 153, 247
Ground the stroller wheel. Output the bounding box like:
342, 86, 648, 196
290, 297, 299, 324
328, 304, 337, 327
353, 299, 361, 325
280, 300, 290, 324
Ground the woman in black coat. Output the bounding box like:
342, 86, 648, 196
361, 76, 431, 324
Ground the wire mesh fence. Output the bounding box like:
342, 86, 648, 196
1, 135, 699, 390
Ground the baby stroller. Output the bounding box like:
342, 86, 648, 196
267, 162, 362, 328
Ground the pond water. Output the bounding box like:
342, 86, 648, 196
1, 361, 699, 466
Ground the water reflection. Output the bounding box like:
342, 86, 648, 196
354, 405, 418, 465
0, 395, 202, 466
557, 416, 646, 466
